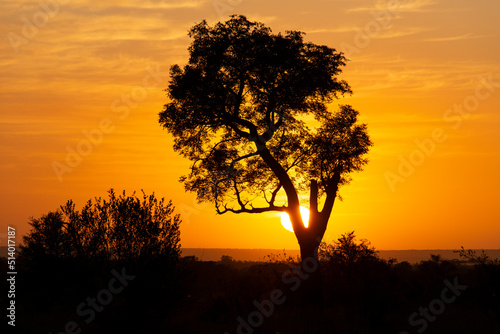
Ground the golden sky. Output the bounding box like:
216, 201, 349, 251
1, 0, 499, 250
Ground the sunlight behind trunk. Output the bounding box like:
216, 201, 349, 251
280, 206, 310, 232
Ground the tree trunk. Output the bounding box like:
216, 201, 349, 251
289, 177, 339, 308
299, 238, 319, 262
297, 231, 324, 308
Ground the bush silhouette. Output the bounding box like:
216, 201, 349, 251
16, 189, 184, 333
319, 231, 379, 268
21, 188, 181, 265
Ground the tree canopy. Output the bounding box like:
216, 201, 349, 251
159, 15, 371, 257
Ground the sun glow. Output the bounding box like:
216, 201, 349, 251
280, 207, 310, 232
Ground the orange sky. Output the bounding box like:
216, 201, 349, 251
1, 0, 499, 250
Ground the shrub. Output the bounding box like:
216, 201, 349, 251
20, 189, 181, 265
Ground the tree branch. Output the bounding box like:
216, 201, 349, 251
216, 203, 286, 214
257, 146, 305, 235
233, 75, 245, 116
309, 179, 318, 214
227, 122, 251, 138
267, 183, 282, 206
285, 150, 307, 172
246, 108, 284, 149
232, 178, 247, 209
258, 147, 298, 205
228, 151, 259, 172
320, 166, 342, 218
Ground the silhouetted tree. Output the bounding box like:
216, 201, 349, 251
455, 246, 497, 266
159, 15, 371, 266
21, 189, 181, 265
18, 190, 184, 331
319, 231, 379, 267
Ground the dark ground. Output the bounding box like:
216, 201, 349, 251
2, 254, 500, 334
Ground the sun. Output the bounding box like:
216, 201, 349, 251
280, 206, 310, 232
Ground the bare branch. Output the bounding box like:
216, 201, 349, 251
217, 204, 287, 215
258, 146, 300, 210
268, 183, 282, 206
229, 151, 259, 171
309, 180, 318, 214
232, 178, 247, 209
285, 151, 307, 172
320, 166, 342, 217
247, 108, 284, 148
233, 75, 246, 117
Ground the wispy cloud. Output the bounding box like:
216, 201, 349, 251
425, 33, 475, 42
343, 58, 499, 99
71, 0, 208, 11
346, 0, 436, 13
397, 0, 436, 13
374, 26, 431, 39
306, 26, 359, 34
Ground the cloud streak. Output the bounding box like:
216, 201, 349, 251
346, 0, 436, 13
425, 33, 476, 42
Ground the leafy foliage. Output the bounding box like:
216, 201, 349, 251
455, 246, 499, 265
319, 231, 379, 267
159, 15, 371, 216
20, 189, 181, 264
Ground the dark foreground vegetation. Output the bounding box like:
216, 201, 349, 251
1, 238, 499, 333
1, 191, 499, 333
